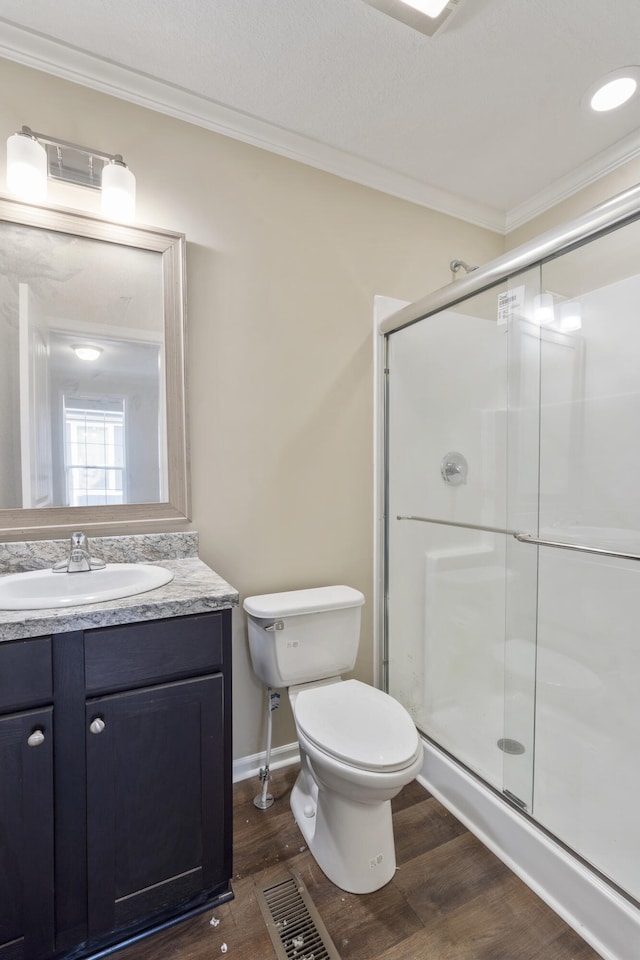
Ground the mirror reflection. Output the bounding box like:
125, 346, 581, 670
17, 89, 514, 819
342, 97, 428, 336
0, 199, 188, 534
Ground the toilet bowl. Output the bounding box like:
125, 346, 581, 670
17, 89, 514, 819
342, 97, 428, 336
290, 678, 423, 893
243, 585, 424, 893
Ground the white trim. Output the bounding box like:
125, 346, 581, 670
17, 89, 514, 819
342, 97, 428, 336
419, 737, 640, 960
0, 20, 505, 233
506, 128, 640, 233
2, 19, 638, 236
232, 741, 300, 784
372, 297, 409, 690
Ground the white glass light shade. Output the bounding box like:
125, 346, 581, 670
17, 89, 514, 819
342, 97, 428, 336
101, 161, 136, 222
399, 0, 449, 16
533, 293, 555, 326
6, 132, 47, 201
559, 301, 582, 332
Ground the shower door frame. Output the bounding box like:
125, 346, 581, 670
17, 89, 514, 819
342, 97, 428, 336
379, 182, 640, 341
378, 181, 640, 960
380, 179, 640, 688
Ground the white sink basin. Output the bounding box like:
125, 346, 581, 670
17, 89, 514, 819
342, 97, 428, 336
0, 563, 174, 611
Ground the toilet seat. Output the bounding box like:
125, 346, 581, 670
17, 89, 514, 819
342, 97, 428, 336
294, 679, 420, 773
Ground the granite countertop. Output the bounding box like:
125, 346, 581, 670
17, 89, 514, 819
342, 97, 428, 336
0, 533, 239, 643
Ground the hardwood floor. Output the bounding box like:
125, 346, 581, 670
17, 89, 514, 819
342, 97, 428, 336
116, 767, 602, 960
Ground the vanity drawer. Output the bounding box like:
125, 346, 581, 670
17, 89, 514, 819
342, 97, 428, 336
0, 636, 53, 713
84, 612, 225, 694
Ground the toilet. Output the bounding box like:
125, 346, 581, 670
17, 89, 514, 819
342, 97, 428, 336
243, 585, 423, 894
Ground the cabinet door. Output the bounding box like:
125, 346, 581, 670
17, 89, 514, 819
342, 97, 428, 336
86, 675, 226, 938
0, 708, 55, 960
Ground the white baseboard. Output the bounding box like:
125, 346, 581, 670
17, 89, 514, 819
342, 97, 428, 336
419, 737, 640, 960
233, 741, 300, 784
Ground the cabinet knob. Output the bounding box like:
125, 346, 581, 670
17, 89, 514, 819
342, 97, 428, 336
27, 728, 45, 747
89, 717, 106, 735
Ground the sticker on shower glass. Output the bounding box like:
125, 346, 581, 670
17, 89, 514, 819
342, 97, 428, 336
497, 285, 524, 327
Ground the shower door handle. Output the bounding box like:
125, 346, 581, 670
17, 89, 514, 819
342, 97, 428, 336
513, 533, 640, 563
395, 516, 640, 563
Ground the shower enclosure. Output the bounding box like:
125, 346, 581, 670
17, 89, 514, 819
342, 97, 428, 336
381, 185, 640, 957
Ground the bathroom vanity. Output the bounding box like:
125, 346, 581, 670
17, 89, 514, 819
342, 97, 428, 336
0, 533, 238, 960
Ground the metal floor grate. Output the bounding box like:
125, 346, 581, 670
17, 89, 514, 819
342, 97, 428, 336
256, 870, 341, 960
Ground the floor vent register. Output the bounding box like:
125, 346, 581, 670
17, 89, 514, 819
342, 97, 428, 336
256, 870, 341, 960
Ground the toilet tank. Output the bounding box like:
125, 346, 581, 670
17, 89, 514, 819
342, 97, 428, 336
243, 585, 365, 688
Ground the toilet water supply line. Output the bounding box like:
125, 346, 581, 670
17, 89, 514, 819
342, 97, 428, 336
254, 687, 281, 810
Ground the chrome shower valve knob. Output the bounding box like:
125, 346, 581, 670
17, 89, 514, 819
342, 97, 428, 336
440, 452, 468, 485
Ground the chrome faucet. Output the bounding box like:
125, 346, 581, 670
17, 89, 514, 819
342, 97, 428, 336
53, 531, 106, 573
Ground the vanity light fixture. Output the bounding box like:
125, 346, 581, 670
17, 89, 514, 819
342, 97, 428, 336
72, 344, 103, 362
6, 129, 47, 201
361, 0, 462, 37
6, 126, 136, 221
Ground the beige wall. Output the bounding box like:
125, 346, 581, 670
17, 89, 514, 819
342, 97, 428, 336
0, 57, 504, 762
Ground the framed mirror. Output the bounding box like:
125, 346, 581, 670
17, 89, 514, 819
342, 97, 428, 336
0, 196, 189, 536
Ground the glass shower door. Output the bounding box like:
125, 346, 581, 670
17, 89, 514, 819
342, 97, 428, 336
386, 272, 540, 803
531, 219, 640, 903
385, 208, 640, 909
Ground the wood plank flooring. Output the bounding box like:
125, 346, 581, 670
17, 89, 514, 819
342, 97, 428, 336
116, 766, 603, 960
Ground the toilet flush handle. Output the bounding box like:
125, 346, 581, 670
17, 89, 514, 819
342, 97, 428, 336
265, 620, 285, 632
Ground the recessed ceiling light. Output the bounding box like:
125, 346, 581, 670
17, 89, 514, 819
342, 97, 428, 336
591, 77, 636, 112
361, 0, 462, 37
398, 0, 449, 16
586, 67, 640, 113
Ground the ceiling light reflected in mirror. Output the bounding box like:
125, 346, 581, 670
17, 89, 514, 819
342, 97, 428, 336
72, 344, 103, 362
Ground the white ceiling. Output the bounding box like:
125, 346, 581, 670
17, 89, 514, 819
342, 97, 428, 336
1, 0, 640, 233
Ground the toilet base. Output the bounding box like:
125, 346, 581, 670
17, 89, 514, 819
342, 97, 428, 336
290, 763, 397, 894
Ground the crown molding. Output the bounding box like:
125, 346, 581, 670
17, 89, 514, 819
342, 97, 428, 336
0, 18, 505, 234
505, 128, 640, 233
5, 18, 638, 239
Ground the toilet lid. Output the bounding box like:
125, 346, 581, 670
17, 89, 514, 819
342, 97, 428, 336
294, 679, 420, 772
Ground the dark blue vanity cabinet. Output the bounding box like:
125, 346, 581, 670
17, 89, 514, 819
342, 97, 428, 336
0, 610, 233, 960
0, 638, 55, 960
